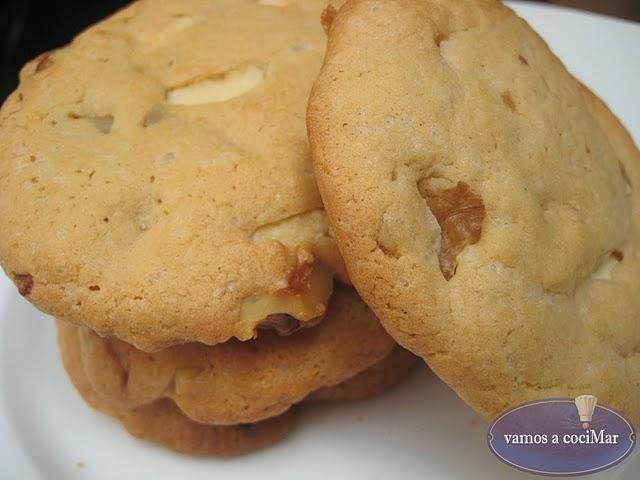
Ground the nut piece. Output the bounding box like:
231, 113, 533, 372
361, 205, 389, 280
592, 250, 624, 281
242, 212, 346, 333
252, 210, 330, 248
321, 5, 338, 34
256, 313, 322, 336
281, 248, 315, 295
418, 180, 485, 280
167, 65, 264, 105
34, 51, 56, 72
13, 273, 33, 296
257, 314, 300, 335
252, 209, 349, 282
240, 254, 333, 331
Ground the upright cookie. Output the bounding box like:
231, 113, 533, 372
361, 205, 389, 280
308, 0, 640, 423
0, 0, 345, 351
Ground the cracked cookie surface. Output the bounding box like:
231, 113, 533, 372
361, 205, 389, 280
307, 0, 640, 423
0, 0, 344, 350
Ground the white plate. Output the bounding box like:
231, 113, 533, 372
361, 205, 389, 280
1, 2, 639, 479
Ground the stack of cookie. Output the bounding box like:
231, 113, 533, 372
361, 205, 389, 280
2, 0, 639, 459
0, 0, 415, 456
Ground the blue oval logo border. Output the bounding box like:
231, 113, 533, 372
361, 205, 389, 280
487, 398, 636, 477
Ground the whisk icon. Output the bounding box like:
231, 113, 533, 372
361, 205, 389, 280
575, 395, 598, 430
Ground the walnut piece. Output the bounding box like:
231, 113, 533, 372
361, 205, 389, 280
418, 181, 485, 280
239, 250, 333, 332
280, 249, 314, 295
252, 209, 348, 283
257, 313, 323, 336
34, 51, 55, 72
592, 250, 624, 281
321, 5, 338, 34
14, 273, 33, 296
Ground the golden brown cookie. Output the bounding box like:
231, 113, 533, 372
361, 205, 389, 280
0, 0, 347, 351
58, 319, 415, 456
308, 0, 640, 423
58, 320, 296, 457
309, 346, 416, 402
60, 286, 399, 424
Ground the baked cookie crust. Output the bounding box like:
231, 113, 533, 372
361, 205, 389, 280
308, 0, 640, 423
0, 0, 344, 351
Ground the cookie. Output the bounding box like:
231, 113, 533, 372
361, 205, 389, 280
0, 0, 346, 351
59, 286, 399, 425
58, 320, 295, 457
307, 0, 640, 423
309, 346, 416, 402
58, 318, 415, 456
